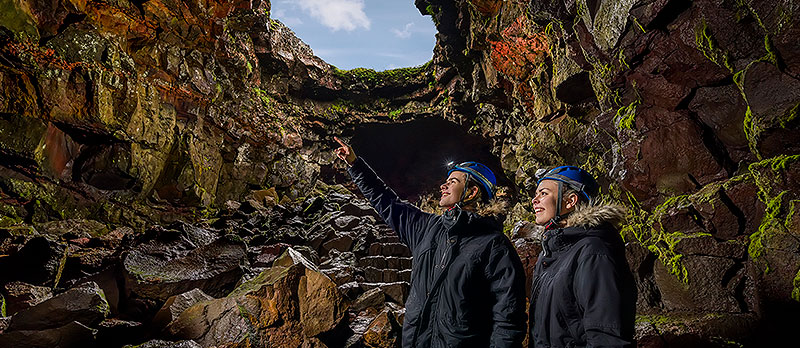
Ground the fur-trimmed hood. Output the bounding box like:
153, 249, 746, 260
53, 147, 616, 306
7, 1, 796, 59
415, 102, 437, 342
564, 203, 627, 229
521, 203, 627, 243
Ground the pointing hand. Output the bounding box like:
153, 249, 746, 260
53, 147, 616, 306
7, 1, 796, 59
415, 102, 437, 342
334, 136, 356, 166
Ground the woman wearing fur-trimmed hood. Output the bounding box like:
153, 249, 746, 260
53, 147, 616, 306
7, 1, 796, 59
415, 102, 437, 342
528, 166, 636, 348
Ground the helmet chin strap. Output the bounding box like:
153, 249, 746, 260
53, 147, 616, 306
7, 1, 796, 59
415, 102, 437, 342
545, 181, 568, 230
454, 175, 472, 210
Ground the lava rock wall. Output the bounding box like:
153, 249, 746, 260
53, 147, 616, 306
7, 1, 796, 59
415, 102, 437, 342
418, 0, 800, 345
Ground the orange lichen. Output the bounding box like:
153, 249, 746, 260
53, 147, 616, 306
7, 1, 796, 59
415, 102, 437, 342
2, 40, 129, 78
488, 16, 549, 81
487, 16, 549, 117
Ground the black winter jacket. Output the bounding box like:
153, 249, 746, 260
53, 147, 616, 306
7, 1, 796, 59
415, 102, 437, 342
348, 157, 527, 348
529, 205, 636, 348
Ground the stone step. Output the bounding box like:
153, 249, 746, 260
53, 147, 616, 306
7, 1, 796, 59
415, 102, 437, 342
368, 242, 411, 257
358, 256, 412, 270
363, 267, 412, 283
359, 281, 410, 304
376, 234, 401, 244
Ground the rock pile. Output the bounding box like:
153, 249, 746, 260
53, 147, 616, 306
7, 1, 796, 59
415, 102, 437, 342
0, 185, 418, 347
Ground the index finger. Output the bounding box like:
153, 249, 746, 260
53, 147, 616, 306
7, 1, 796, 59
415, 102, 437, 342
334, 136, 349, 147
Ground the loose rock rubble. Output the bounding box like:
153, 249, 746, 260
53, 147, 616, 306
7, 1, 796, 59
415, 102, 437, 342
0, 186, 419, 347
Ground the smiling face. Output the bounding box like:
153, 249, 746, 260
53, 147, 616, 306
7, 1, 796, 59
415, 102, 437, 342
439, 171, 468, 208
532, 180, 560, 225
531, 179, 579, 225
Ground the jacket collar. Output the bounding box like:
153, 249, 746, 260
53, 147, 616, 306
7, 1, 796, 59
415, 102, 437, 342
443, 207, 502, 236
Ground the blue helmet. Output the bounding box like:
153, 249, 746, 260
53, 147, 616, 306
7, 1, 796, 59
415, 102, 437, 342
537, 166, 599, 204
448, 161, 497, 201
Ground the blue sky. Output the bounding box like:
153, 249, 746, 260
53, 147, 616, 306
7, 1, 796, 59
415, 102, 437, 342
271, 0, 437, 71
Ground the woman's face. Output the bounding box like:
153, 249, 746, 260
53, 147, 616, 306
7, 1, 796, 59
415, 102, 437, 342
532, 180, 560, 225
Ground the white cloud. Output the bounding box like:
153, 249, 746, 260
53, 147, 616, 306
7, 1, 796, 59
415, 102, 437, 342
391, 22, 414, 39
295, 0, 370, 32
272, 8, 304, 27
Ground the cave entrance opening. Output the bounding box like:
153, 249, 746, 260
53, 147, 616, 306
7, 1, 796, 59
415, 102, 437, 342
349, 118, 511, 203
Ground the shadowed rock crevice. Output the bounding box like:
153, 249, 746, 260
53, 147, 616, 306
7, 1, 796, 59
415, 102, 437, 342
638, 0, 693, 32
687, 109, 738, 177
53, 14, 87, 40
717, 188, 747, 238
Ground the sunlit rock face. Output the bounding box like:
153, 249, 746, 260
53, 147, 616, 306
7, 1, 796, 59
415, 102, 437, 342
0, 0, 799, 346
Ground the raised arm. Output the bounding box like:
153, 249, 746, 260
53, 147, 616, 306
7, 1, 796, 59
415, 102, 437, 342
334, 137, 434, 250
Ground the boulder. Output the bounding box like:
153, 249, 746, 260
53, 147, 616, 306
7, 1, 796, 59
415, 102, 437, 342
123, 235, 247, 300
35, 219, 109, 238
2, 281, 52, 316
0, 321, 97, 348
96, 319, 145, 347
152, 288, 214, 330
0, 236, 67, 287
635, 312, 757, 348
166, 248, 346, 347
7, 281, 108, 331
350, 287, 385, 313
741, 61, 800, 158
362, 309, 402, 348
653, 255, 754, 313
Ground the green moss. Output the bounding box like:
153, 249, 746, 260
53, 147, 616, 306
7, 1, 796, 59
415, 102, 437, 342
786, 199, 799, 230
742, 106, 760, 158
425, 4, 436, 16
1, 293, 5, 317
635, 314, 689, 328
615, 99, 639, 130
0, 0, 40, 42
332, 61, 432, 86
237, 303, 251, 319
618, 50, 630, 70
388, 109, 403, 119
745, 154, 800, 272
633, 17, 646, 33
503, 223, 513, 237
615, 82, 642, 130
621, 194, 700, 283
748, 191, 786, 261
762, 35, 779, 67
694, 18, 734, 73
775, 6, 791, 34
779, 103, 799, 129
269, 19, 281, 31
53, 243, 69, 289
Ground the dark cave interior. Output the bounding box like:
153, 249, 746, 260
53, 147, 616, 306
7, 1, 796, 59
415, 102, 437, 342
348, 118, 511, 203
